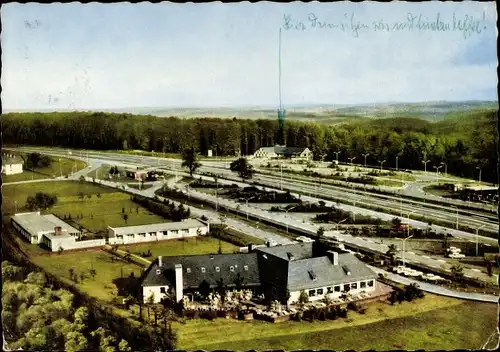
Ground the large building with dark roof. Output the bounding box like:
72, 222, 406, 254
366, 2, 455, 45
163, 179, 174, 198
252, 145, 313, 160
141, 241, 377, 304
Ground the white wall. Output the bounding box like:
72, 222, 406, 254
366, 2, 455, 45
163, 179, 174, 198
143, 285, 169, 303
2, 163, 23, 175
109, 225, 208, 246
43, 235, 106, 252
288, 279, 377, 305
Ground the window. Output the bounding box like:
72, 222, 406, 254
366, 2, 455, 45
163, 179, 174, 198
201, 267, 206, 273
244, 265, 248, 271
230, 266, 235, 272
216, 267, 220, 272
360, 281, 366, 288
171, 230, 178, 235
343, 284, 350, 292
351, 283, 358, 289
308, 290, 316, 297
186, 268, 191, 273
367, 280, 374, 287
317, 288, 324, 295
327, 287, 333, 294
160, 287, 166, 294
181, 229, 189, 234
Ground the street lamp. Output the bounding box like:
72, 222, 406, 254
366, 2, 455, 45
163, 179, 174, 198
422, 159, 430, 173
245, 196, 256, 220
396, 156, 399, 171
362, 153, 369, 167
285, 206, 297, 233
476, 166, 482, 184
348, 157, 356, 166
451, 205, 459, 230
433, 165, 443, 184
476, 224, 486, 256
378, 160, 386, 172
402, 234, 414, 268
334, 151, 341, 165
440, 162, 447, 176
333, 218, 348, 232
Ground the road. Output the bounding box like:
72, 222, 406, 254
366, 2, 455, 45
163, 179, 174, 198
369, 266, 498, 303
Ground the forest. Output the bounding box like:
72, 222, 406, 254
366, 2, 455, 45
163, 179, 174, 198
2, 108, 497, 182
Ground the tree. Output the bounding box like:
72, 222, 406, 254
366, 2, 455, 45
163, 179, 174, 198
181, 147, 202, 176
216, 278, 226, 301
450, 264, 464, 282
89, 268, 97, 279
233, 273, 244, 291
198, 280, 211, 300
230, 157, 254, 181
298, 290, 309, 305
25, 192, 58, 211
118, 339, 132, 352
65, 331, 88, 352
123, 214, 129, 224
146, 293, 155, 322
77, 192, 85, 200
58, 246, 64, 255
386, 244, 398, 265
97, 193, 101, 199
68, 268, 75, 281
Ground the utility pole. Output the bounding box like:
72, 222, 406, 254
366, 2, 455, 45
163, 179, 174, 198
433, 165, 443, 184
451, 205, 459, 230
280, 161, 283, 191
441, 162, 447, 176
396, 156, 399, 171
378, 160, 386, 172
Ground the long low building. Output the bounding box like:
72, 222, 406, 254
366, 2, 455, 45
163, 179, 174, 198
107, 218, 209, 245
11, 212, 105, 252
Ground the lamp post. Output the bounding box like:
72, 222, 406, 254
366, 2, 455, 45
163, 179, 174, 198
378, 160, 386, 172
333, 218, 348, 232
285, 206, 297, 233
396, 156, 399, 171
440, 162, 447, 176
399, 196, 403, 217
245, 196, 256, 220
215, 176, 219, 211
334, 151, 341, 165
476, 224, 486, 256
433, 165, 443, 184
422, 159, 430, 173
476, 166, 481, 184
451, 205, 459, 230
402, 234, 414, 268
362, 153, 369, 167
352, 200, 357, 222
348, 157, 356, 166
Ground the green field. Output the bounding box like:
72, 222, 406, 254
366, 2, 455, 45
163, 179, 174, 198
175, 296, 495, 350
125, 236, 239, 258
2, 181, 167, 232
31, 250, 142, 302
2, 155, 87, 183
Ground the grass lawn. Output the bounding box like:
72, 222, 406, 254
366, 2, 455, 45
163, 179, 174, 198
374, 179, 404, 187
2, 181, 167, 232
124, 236, 239, 258
176, 296, 495, 351
2, 155, 87, 183
31, 250, 142, 302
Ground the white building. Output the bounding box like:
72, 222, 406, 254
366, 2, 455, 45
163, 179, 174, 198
253, 145, 313, 160
107, 218, 209, 245
10, 212, 105, 251
2, 154, 23, 175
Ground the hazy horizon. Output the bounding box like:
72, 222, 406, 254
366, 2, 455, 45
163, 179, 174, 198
2, 2, 497, 110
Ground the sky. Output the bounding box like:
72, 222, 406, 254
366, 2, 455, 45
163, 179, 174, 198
1, 1, 498, 110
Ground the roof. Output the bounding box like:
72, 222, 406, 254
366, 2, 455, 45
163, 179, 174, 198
287, 253, 377, 291
256, 242, 314, 261
142, 253, 261, 289
464, 185, 497, 192
2, 154, 24, 165
109, 218, 206, 236
11, 212, 80, 236
256, 145, 310, 157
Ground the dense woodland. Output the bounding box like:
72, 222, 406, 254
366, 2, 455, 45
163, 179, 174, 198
2, 109, 497, 182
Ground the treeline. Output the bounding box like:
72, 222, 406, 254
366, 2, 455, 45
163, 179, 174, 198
2, 109, 497, 181
132, 195, 190, 221
1, 261, 176, 351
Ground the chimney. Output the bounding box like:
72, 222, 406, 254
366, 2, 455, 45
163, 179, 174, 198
327, 250, 339, 265
158, 256, 163, 267
174, 264, 183, 303
54, 226, 62, 236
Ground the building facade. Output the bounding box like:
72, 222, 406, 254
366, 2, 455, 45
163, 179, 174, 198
141, 242, 377, 305
107, 218, 209, 245
253, 145, 313, 160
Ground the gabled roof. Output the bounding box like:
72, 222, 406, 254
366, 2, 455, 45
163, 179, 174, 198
287, 254, 376, 291
255, 242, 314, 261
2, 154, 24, 165
142, 253, 260, 289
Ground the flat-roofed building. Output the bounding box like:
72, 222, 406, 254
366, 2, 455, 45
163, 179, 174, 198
107, 218, 209, 245
11, 212, 81, 244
